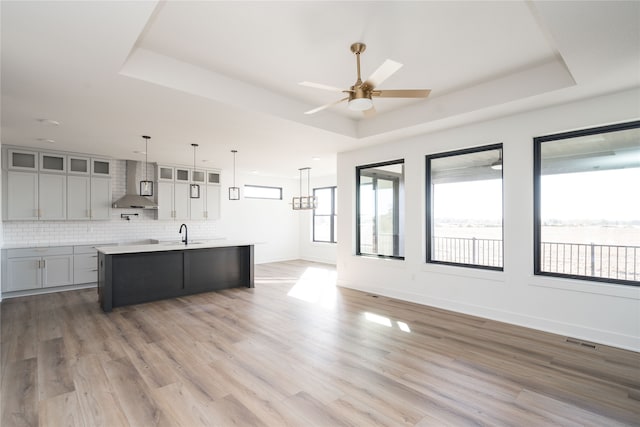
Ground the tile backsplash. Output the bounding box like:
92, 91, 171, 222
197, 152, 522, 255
2, 159, 222, 247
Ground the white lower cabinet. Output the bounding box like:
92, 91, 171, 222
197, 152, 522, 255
2, 244, 117, 293
4, 247, 73, 292
73, 245, 101, 284
6, 256, 41, 291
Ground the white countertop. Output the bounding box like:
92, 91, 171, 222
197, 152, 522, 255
2, 241, 120, 250
96, 240, 254, 255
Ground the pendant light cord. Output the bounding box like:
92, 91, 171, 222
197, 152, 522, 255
232, 150, 237, 187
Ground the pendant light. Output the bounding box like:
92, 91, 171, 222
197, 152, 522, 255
229, 149, 240, 200
139, 135, 153, 196
292, 167, 317, 210
190, 143, 200, 198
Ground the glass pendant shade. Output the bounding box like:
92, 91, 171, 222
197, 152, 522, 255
190, 183, 200, 199
190, 143, 200, 199
229, 149, 240, 200
292, 167, 317, 210
229, 187, 240, 200
140, 180, 153, 196
140, 135, 153, 196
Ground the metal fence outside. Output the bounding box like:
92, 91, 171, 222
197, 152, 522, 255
431, 236, 639, 282
540, 241, 639, 282
432, 236, 503, 268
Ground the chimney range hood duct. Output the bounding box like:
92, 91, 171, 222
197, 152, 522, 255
112, 160, 158, 209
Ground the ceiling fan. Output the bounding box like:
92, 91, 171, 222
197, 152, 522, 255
300, 42, 431, 116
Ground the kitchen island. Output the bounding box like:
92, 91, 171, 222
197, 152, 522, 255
97, 241, 254, 312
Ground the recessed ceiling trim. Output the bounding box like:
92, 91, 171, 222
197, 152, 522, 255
120, 48, 357, 138
358, 58, 576, 139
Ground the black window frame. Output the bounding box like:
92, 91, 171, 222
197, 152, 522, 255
356, 159, 405, 260
312, 186, 337, 243
243, 184, 283, 200
534, 120, 640, 286
426, 143, 504, 271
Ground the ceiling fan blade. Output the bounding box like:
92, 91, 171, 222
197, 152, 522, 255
374, 89, 431, 98
364, 59, 403, 89
299, 81, 345, 93
363, 106, 376, 118
304, 97, 349, 115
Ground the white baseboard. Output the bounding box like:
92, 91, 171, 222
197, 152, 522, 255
338, 280, 640, 352
1, 283, 97, 300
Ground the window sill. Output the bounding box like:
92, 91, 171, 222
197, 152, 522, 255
529, 275, 640, 299
420, 262, 505, 283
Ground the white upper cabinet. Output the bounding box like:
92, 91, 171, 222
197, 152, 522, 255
68, 156, 90, 175
6, 171, 39, 220
39, 174, 67, 220
8, 149, 38, 171
91, 158, 111, 177
158, 166, 174, 182
67, 175, 91, 220
207, 171, 220, 184
39, 152, 66, 174
3, 146, 112, 221
175, 167, 190, 183
90, 177, 111, 220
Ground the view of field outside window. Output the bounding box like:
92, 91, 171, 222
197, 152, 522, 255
428, 145, 503, 269
313, 186, 337, 243
537, 124, 639, 283
358, 162, 404, 258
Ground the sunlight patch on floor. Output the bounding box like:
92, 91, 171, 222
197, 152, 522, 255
364, 312, 412, 333
287, 267, 337, 309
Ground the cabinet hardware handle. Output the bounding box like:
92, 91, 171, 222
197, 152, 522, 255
42, 260, 46, 268
91, 255, 98, 258
91, 269, 98, 272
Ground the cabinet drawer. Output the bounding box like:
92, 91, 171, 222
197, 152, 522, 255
74, 253, 98, 269
7, 246, 72, 258
74, 268, 98, 284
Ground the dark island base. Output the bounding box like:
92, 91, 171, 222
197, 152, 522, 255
98, 245, 254, 312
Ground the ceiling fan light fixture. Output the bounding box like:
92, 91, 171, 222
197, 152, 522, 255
348, 97, 373, 111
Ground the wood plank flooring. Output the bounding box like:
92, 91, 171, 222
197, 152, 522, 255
1, 260, 639, 426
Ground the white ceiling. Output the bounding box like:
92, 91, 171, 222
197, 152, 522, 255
1, 1, 639, 178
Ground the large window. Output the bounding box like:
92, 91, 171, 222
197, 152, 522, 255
356, 160, 404, 259
313, 186, 337, 243
534, 121, 640, 285
427, 144, 503, 270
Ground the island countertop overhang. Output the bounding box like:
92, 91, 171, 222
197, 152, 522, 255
96, 240, 255, 255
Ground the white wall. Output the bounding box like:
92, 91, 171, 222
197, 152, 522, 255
337, 88, 640, 351
1, 160, 300, 265
299, 174, 337, 264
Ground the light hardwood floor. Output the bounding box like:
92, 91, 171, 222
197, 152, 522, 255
1, 260, 639, 426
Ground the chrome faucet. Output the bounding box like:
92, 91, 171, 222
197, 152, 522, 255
179, 224, 188, 245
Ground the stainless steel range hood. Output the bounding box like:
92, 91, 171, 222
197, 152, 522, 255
112, 160, 158, 209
